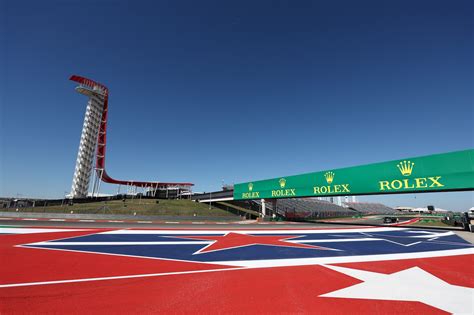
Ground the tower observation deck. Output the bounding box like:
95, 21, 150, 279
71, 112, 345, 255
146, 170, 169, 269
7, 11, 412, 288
69, 75, 193, 198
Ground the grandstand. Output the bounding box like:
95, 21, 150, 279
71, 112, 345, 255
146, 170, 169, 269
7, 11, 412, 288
254, 198, 357, 220
343, 202, 396, 214
193, 190, 400, 220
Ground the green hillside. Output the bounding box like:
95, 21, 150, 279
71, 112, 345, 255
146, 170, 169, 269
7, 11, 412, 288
12, 199, 237, 217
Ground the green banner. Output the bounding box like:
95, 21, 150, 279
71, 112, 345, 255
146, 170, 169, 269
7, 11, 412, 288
234, 149, 474, 200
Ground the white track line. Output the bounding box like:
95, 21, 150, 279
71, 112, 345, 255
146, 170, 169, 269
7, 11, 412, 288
49, 219, 65, 222
28, 238, 380, 246
22, 218, 38, 221
211, 248, 474, 268
0, 228, 87, 234
30, 241, 211, 246
101, 227, 409, 235
2, 247, 472, 289
137, 221, 152, 224
0, 267, 240, 288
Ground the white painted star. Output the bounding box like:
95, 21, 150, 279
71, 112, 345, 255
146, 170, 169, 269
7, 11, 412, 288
320, 265, 474, 314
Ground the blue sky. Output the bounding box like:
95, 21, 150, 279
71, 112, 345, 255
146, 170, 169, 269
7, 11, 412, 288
1, 0, 473, 210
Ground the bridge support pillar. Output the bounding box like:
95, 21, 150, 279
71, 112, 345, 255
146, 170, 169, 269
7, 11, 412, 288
261, 199, 266, 218
272, 199, 278, 218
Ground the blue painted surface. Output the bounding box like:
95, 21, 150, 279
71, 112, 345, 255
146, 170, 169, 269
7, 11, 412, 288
26, 229, 472, 262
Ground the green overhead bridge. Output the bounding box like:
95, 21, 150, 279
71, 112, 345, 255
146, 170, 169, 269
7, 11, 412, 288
234, 149, 474, 200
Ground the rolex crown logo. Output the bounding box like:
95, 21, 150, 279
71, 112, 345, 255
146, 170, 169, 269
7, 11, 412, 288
397, 160, 414, 176
279, 178, 286, 188
248, 183, 253, 191
324, 171, 335, 184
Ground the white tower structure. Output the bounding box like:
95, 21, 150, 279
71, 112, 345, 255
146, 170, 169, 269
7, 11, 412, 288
70, 84, 106, 198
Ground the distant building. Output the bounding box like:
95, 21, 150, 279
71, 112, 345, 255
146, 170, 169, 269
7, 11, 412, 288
411, 207, 450, 213
395, 206, 414, 212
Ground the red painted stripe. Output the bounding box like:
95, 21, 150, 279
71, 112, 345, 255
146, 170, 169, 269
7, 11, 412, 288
2, 258, 463, 314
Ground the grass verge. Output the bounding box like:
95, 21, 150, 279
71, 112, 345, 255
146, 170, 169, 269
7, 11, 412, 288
5, 199, 237, 217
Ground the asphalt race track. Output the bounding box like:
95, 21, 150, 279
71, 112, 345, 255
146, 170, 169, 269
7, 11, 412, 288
1, 223, 473, 314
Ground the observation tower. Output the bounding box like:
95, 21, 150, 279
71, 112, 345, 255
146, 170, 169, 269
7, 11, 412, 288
69, 75, 193, 198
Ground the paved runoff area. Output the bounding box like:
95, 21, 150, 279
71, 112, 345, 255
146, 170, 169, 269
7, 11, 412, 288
1, 224, 473, 314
